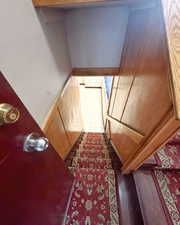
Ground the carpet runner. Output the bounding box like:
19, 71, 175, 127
155, 132, 180, 170
152, 170, 180, 225
65, 132, 120, 225
134, 130, 180, 225
148, 132, 180, 224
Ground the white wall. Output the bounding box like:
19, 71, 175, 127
65, 6, 129, 68
0, 2, 72, 126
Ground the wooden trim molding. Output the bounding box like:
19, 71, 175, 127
72, 67, 120, 76
122, 116, 180, 173
33, 0, 112, 7
107, 115, 144, 144
32, 0, 144, 7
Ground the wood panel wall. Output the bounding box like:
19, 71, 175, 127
107, 2, 173, 165
161, 0, 180, 119
58, 77, 83, 147
43, 77, 83, 159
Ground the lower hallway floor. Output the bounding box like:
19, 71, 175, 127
63, 132, 180, 225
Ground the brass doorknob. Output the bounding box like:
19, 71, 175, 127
0, 103, 20, 125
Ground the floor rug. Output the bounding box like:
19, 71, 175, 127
65, 132, 120, 225
155, 132, 180, 170
152, 170, 180, 225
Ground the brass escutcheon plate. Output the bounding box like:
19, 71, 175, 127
0, 103, 20, 125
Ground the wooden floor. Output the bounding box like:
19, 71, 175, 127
116, 172, 144, 225
133, 170, 169, 225
78, 77, 105, 133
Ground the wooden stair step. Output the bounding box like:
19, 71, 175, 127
133, 170, 169, 225
116, 172, 144, 225
140, 155, 159, 168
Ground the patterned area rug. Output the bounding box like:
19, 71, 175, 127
152, 170, 180, 225
155, 132, 180, 170
65, 133, 120, 225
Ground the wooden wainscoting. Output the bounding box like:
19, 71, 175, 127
161, 0, 180, 119
106, 2, 180, 172
43, 76, 83, 159
57, 77, 83, 147
107, 115, 145, 162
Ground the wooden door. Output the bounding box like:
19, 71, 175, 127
107, 3, 172, 164
0, 72, 73, 225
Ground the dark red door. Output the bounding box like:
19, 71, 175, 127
0, 72, 73, 225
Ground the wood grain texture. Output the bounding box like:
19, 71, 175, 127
46, 109, 70, 159
32, 0, 148, 7
72, 67, 119, 76
108, 115, 144, 162
110, 76, 134, 121
43, 76, 83, 159
122, 116, 179, 173
107, 115, 144, 143
42, 74, 71, 132
33, 0, 113, 6
108, 76, 119, 116
117, 173, 144, 225
133, 170, 169, 225
161, 0, 180, 119
121, 6, 172, 136
110, 10, 146, 120
108, 4, 174, 169
58, 77, 83, 147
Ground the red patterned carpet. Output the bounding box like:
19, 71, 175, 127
149, 132, 180, 224
152, 170, 180, 225
155, 132, 180, 170
65, 133, 120, 225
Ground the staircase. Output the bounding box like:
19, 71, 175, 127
64, 132, 180, 225
65, 132, 121, 225
133, 132, 180, 225
65, 132, 143, 225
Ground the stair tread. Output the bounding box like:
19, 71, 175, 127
116, 172, 144, 225
65, 132, 143, 225
65, 132, 121, 225
133, 170, 169, 225
141, 155, 158, 168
